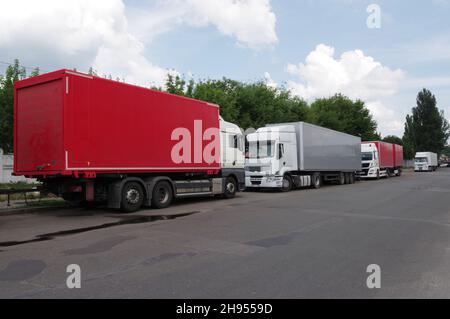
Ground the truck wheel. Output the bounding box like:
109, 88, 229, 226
349, 173, 355, 184
223, 176, 237, 199
339, 173, 345, 185
151, 181, 173, 209
311, 173, 321, 189
376, 170, 380, 180
281, 175, 292, 192
121, 182, 144, 212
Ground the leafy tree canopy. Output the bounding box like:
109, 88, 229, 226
403, 88, 450, 158
308, 94, 380, 141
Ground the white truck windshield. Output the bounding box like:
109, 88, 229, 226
247, 141, 275, 159
362, 152, 373, 161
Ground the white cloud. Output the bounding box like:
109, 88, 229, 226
129, 0, 278, 49
0, 0, 277, 87
286, 44, 406, 136
287, 44, 405, 101
0, 0, 173, 87
264, 72, 277, 88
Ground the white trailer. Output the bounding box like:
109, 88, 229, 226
414, 152, 438, 172
245, 122, 361, 191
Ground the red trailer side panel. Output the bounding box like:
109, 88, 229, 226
362, 141, 394, 168
14, 69, 221, 177
393, 144, 404, 167
375, 141, 394, 168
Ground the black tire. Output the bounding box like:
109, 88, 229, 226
223, 176, 237, 199
338, 172, 345, 185
311, 173, 321, 189
151, 181, 173, 209
376, 170, 380, 180
281, 175, 292, 192
349, 173, 355, 184
121, 182, 144, 212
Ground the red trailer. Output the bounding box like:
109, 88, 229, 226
360, 141, 403, 178
14, 69, 245, 211
393, 144, 404, 168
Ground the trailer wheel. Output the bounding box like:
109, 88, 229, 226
344, 173, 350, 184
151, 181, 173, 209
121, 182, 144, 212
311, 173, 321, 189
396, 169, 402, 177
223, 176, 237, 199
281, 175, 292, 192
349, 173, 355, 184
338, 173, 345, 185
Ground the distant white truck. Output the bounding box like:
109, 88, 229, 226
245, 122, 361, 191
414, 152, 438, 172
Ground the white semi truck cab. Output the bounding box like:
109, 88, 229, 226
245, 125, 298, 189
361, 143, 383, 178
414, 152, 438, 172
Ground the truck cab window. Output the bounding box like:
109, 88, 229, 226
229, 134, 244, 152
278, 143, 284, 159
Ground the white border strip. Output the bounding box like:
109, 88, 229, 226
65, 151, 219, 171
65, 71, 94, 79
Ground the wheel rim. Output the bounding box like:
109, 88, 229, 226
157, 187, 169, 204
226, 182, 236, 194
126, 189, 140, 205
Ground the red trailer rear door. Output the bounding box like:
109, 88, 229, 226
15, 79, 65, 173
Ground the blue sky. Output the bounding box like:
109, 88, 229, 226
1, 0, 450, 137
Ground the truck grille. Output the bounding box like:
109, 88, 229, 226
247, 166, 261, 172
362, 163, 370, 168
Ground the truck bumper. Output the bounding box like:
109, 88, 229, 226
357, 168, 379, 179
245, 175, 283, 188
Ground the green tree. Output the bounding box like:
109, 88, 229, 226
402, 88, 450, 157
234, 82, 308, 129
30, 67, 40, 77
382, 135, 403, 145
441, 145, 450, 158
0, 59, 26, 153
308, 94, 380, 140
402, 115, 416, 159
191, 78, 241, 123
165, 74, 187, 96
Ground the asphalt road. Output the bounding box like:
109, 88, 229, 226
1, 169, 450, 298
